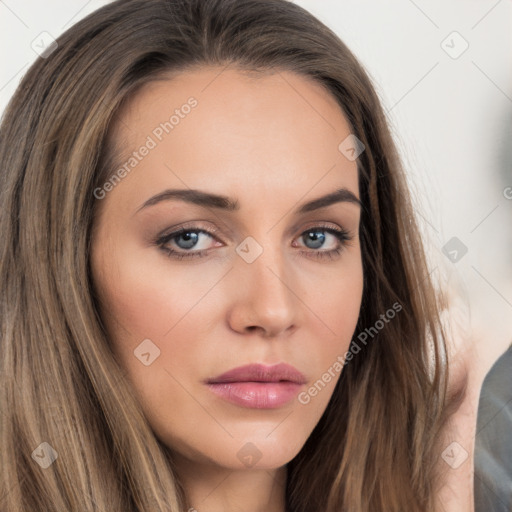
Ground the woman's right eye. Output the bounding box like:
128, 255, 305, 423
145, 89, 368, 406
156, 228, 221, 260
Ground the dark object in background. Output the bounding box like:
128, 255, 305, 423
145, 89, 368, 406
474, 343, 512, 512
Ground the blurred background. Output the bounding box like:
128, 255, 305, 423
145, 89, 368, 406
1, 0, 511, 382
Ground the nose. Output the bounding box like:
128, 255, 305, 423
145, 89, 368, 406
227, 240, 299, 338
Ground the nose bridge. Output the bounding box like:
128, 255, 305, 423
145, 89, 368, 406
230, 231, 298, 335
239, 232, 291, 300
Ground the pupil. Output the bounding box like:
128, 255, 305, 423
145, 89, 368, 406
177, 231, 198, 249
305, 230, 325, 249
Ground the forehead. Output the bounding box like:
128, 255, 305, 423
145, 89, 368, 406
112, 65, 354, 155
121, 65, 348, 124
99, 66, 359, 215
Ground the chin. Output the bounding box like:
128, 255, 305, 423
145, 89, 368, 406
225, 432, 308, 470
169, 431, 308, 472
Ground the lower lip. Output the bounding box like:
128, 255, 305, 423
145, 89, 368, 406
207, 382, 303, 409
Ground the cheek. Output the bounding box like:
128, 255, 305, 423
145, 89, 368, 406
301, 255, 364, 355
278, 256, 363, 410
91, 234, 223, 344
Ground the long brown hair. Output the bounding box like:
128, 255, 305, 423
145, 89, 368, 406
0, 0, 458, 510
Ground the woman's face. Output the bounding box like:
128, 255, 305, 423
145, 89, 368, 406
90, 66, 363, 471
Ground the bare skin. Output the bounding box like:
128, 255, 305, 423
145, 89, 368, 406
90, 66, 363, 512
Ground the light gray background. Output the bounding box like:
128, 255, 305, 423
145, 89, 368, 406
1, 0, 511, 377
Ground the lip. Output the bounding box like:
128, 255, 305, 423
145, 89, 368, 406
206, 363, 307, 409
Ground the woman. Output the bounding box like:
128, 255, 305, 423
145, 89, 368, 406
0, 0, 464, 510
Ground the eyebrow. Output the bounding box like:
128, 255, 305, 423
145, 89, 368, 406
135, 187, 361, 215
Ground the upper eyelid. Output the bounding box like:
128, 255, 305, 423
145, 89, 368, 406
150, 202, 360, 237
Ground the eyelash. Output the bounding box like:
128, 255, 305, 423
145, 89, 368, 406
155, 223, 353, 261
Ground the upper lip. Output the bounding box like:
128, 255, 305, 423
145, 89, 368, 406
206, 363, 307, 385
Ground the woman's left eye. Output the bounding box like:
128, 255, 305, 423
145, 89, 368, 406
155, 225, 353, 261
293, 227, 352, 260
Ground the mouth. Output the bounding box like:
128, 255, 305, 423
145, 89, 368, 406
205, 363, 307, 409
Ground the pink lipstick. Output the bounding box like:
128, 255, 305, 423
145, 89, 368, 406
206, 363, 306, 409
